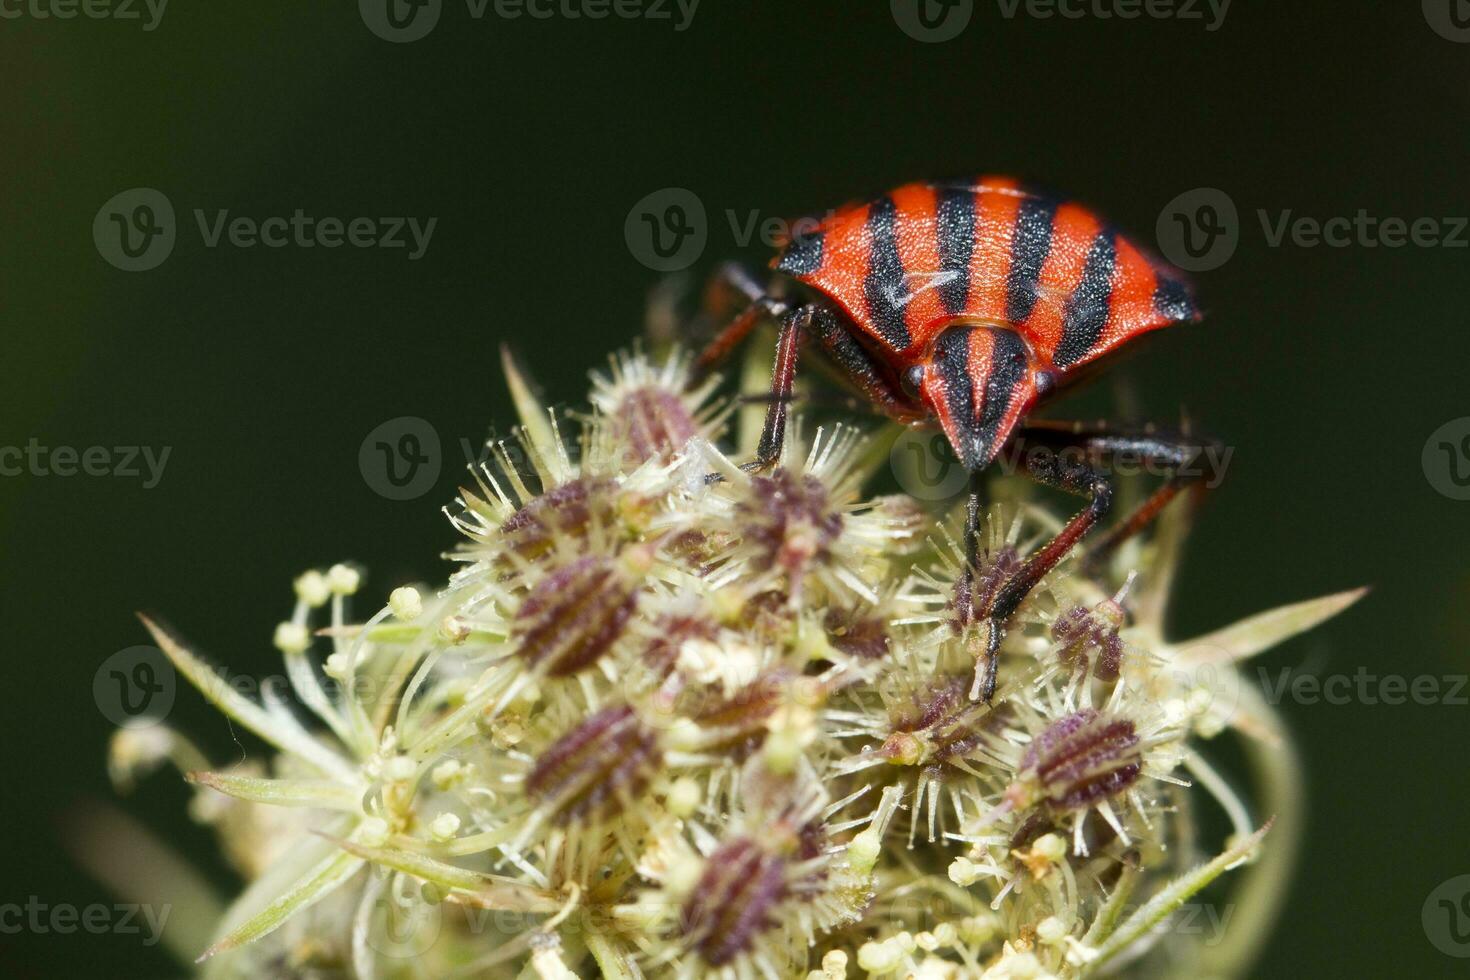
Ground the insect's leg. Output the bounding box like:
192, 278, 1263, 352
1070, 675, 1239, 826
1015, 422, 1223, 573
694, 263, 789, 375
805, 305, 925, 422
974, 446, 1114, 702
744, 305, 813, 471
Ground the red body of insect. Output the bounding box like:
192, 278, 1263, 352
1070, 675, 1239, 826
769, 176, 1199, 470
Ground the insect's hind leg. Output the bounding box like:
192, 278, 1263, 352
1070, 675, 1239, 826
1012, 422, 1225, 574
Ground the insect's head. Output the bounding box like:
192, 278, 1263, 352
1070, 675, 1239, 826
911, 324, 1042, 473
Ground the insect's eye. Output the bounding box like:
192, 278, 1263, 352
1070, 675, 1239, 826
1033, 370, 1057, 398
901, 365, 925, 399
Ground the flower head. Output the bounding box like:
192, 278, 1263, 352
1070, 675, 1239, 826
103, 344, 1364, 978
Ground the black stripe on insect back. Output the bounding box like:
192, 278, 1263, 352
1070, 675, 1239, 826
935, 187, 975, 315
934, 327, 978, 466
1006, 196, 1057, 324
774, 229, 825, 277
976, 329, 1030, 460
863, 196, 912, 349
1153, 273, 1197, 322
1054, 230, 1118, 367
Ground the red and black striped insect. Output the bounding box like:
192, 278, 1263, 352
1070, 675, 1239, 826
696, 176, 1219, 702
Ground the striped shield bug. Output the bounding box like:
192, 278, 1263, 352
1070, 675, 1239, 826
694, 177, 1220, 702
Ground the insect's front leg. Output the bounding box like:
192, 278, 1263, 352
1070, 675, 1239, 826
745, 305, 815, 472
968, 443, 1114, 702
693, 262, 791, 376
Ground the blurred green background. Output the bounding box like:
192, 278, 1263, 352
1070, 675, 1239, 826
3, 2, 1469, 976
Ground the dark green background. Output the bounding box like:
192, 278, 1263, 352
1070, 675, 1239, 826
3, 2, 1468, 976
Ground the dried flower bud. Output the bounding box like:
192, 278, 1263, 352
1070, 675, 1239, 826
681, 837, 789, 966
824, 607, 891, 660
525, 705, 660, 823
693, 669, 793, 754
642, 611, 719, 677
500, 477, 617, 559
512, 556, 638, 676
739, 471, 843, 577
883, 675, 1010, 768
1052, 599, 1126, 681
610, 386, 700, 463
1017, 708, 1142, 811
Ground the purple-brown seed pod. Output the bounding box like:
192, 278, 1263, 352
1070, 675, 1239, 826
692, 669, 794, 753
1020, 708, 1142, 811
681, 837, 789, 966
823, 607, 891, 660
512, 556, 638, 676
949, 545, 1021, 632
609, 386, 700, 463
883, 674, 1011, 767
642, 612, 719, 676
1052, 600, 1126, 680
739, 471, 843, 576
525, 705, 660, 823
499, 477, 617, 559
